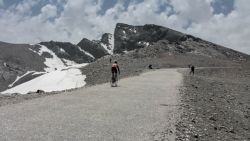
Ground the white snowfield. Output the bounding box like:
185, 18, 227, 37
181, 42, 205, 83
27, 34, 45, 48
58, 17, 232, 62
38, 44, 66, 72
2, 67, 87, 94
1, 44, 88, 95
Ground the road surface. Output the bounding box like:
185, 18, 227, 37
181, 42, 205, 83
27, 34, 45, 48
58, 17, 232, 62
0, 69, 183, 141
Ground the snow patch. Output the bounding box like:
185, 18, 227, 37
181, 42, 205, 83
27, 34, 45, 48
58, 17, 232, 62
3, 62, 7, 67
100, 34, 114, 55
1, 64, 88, 95
8, 71, 47, 88
138, 41, 150, 47
37, 44, 66, 72
77, 46, 95, 59
64, 63, 88, 69
62, 58, 77, 66
101, 43, 113, 55
129, 28, 137, 33
28, 48, 37, 54
1, 44, 90, 95
123, 50, 129, 54
60, 48, 66, 53
8, 71, 34, 88
32, 72, 46, 75
108, 34, 114, 54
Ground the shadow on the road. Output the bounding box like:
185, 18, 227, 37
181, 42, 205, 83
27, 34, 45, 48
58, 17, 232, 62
160, 104, 180, 107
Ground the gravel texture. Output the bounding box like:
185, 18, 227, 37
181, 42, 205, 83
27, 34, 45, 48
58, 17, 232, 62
0, 69, 182, 141
176, 67, 250, 141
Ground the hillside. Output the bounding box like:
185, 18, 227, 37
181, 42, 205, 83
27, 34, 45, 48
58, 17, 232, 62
0, 35, 113, 92
0, 23, 250, 94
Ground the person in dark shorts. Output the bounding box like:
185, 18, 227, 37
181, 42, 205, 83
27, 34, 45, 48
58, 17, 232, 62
190, 65, 195, 75
111, 61, 120, 81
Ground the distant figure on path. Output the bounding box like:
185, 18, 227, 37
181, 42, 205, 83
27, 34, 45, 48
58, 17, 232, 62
148, 64, 153, 69
190, 65, 195, 75
110, 58, 112, 63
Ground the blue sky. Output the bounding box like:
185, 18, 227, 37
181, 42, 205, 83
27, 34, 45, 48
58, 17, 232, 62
0, 0, 249, 54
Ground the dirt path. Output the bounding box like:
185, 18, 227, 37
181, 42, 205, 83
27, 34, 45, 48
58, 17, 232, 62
0, 69, 183, 141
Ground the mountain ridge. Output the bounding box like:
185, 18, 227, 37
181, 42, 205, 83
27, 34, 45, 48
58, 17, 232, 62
0, 23, 249, 93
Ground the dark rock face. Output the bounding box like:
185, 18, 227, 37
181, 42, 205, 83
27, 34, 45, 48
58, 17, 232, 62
101, 33, 111, 46
101, 33, 113, 53
40, 41, 94, 63
0, 41, 46, 91
77, 38, 109, 59
114, 23, 184, 53
114, 23, 250, 61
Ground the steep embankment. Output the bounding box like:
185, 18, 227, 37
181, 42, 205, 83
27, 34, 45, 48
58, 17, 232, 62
176, 67, 250, 141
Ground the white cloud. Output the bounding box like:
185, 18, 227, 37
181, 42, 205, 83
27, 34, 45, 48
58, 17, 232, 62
39, 4, 57, 21
186, 0, 250, 54
0, 0, 249, 54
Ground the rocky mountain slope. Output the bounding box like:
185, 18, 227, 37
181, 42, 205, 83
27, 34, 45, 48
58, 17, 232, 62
81, 23, 250, 87
114, 23, 249, 61
0, 35, 113, 92
1, 23, 250, 93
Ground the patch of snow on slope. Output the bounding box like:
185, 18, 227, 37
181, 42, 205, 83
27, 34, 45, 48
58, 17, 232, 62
138, 41, 150, 47
108, 34, 114, 54
37, 44, 65, 72
123, 50, 129, 54
77, 46, 95, 59
101, 43, 112, 55
32, 72, 46, 75
64, 63, 88, 69
1, 64, 88, 95
8, 71, 34, 87
1, 44, 90, 95
100, 34, 114, 55
129, 28, 137, 33
62, 58, 77, 66
60, 48, 66, 53
28, 48, 37, 54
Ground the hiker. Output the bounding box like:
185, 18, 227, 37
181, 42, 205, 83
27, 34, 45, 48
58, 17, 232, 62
111, 61, 120, 80
190, 65, 195, 75
148, 64, 153, 69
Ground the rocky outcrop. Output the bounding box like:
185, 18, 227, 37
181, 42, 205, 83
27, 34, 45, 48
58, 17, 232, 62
101, 33, 112, 46
101, 33, 113, 54
113, 23, 250, 61
113, 23, 185, 53
40, 41, 94, 63
77, 38, 109, 59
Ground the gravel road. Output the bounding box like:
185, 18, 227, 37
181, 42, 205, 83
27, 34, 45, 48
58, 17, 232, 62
0, 69, 182, 141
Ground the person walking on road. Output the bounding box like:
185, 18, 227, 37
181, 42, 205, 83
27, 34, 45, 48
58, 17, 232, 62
190, 65, 195, 75
111, 61, 120, 82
